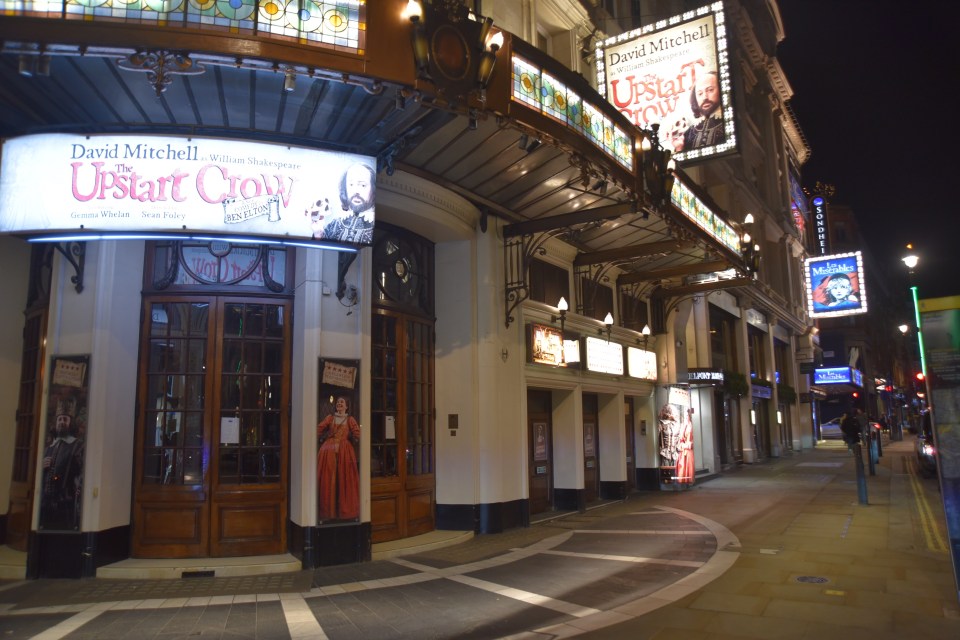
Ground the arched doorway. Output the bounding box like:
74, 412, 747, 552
131, 241, 293, 558
369, 227, 436, 542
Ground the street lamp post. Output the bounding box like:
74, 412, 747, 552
902, 245, 932, 420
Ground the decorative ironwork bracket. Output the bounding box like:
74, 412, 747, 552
117, 50, 205, 97
574, 262, 616, 317
377, 126, 424, 176
54, 241, 85, 294
503, 229, 566, 328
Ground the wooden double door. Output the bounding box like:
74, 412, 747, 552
369, 310, 435, 543
583, 394, 600, 502
527, 390, 553, 515
132, 296, 290, 558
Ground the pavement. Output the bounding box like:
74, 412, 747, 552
1, 437, 958, 639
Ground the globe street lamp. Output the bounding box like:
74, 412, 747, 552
901, 245, 931, 415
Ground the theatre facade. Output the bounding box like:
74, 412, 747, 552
0, 0, 813, 578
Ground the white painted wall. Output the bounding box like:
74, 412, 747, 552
35, 241, 143, 532
435, 238, 480, 506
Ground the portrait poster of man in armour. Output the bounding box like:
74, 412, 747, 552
316, 358, 361, 524
39, 355, 90, 531
657, 385, 694, 487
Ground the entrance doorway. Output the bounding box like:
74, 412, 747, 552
132, 297, 290, 558
368, 227, 436, 543
752, 399, 770, 459
369, 310, 436, 542
527, 390, 553, 515
582, 394, 599, 503
5, 245, 53, 551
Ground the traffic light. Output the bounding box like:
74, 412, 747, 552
851, 391, 859, 399
916, 372, 925, 382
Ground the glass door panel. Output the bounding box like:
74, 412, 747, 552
143, 301, 209, 487
217, 302, 285, 486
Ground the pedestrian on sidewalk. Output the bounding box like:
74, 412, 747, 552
840, 412, 859, 450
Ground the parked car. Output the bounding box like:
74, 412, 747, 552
819, 417, 843, 440
819, 417, 882, 442
916, 411, 937, 477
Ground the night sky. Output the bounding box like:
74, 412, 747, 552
776, 0, 958, 300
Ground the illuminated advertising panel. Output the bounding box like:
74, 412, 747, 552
596, 2, 735, 162
812, 196, 829, 255
789, 173, 807, 235
584, 336, 624, 375
0, 133, 376, 246
686, 368, 724, 385
812, 367, 864, 387
626, 347, 657, 380
530, 323, 565, 366
528, 324, 580, 367
805, 252, 868, 318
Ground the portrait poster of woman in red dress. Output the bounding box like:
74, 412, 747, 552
316, 359, 360, 523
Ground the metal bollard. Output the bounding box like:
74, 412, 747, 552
853, 442, 868, 504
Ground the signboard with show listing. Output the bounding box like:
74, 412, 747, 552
596, 1, 735, 162
805, 252, 868, 318
584, 336, 624, 376
0, 133, 377, 246
626, 347, 657, 381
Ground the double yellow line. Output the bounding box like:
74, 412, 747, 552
907, 457, 948, 553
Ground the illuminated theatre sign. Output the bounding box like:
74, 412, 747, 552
813, 367, 864, 388
805, 251, 868, 319
0, 133, 376, 247
596, 1, 736, 162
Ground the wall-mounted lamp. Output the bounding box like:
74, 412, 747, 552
599, 312, 614, 341
402, 0, 430, 78
740, 213, 760, 274
638, 324, 652, 350
476, 30, 504, 101
639, 123, 674, 208
282, 68, 296, 93
551, 297, 568, 335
